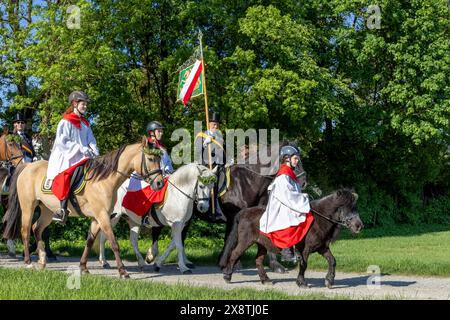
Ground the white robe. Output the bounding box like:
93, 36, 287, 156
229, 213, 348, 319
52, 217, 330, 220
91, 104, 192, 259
46, 119, 99, 180
259, 174, 310, 233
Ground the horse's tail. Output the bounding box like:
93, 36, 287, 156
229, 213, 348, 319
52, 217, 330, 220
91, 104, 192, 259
2, 163, 27, 240
219, 212, 241, 269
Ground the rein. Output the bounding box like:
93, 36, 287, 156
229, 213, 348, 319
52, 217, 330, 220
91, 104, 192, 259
271, 193, 350, 228
166, 165, 211, 203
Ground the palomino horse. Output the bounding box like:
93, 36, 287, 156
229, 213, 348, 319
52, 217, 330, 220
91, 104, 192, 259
220, 189, 363, 288
0, 131, 24, 257
98, 163, 217, 274
2, 138, 164, 278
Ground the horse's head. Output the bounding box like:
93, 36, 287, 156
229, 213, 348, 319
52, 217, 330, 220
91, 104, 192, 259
0, 132, 24, 166
333, 189, 363, 234
195, 165, 218, 213
139, 137, 164, 190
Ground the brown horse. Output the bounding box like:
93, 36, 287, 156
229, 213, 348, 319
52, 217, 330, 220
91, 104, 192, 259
0, 130, 24, 256
2, 138, 163, 278
220, 189, 363, 288
0, 129, 25, 167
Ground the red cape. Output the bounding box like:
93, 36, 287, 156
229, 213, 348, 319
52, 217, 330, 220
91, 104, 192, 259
276, 164, 298, 182
122, 178, 169, 216
64, 112, 89, 129
260, 212, 314, 248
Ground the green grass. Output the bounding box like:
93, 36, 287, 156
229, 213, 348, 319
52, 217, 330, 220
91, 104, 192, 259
2, 223, 450, 277
0, 267, 342, 300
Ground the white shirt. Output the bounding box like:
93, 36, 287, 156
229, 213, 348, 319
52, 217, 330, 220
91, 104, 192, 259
46, 119, 99, 179
259, 174, 310, 233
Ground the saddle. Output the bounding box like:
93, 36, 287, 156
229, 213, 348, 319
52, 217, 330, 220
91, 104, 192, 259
42, 165, 88, 217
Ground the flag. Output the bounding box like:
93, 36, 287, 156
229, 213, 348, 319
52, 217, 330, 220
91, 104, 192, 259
177, 59, 204, 105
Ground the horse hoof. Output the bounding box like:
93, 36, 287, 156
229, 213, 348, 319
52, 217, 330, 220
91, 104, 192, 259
186, 263, 195, 269
102, 262, 111, 269
325, 279, 334, 289
36, 263, 46, 270
145, 256, 154, 264
153, 265, 160, 272
120, 273, 130, 279
182, 269, 193, 275
223, 275, 232, 283
296, 281, 309, 288
262, 279, 274, 286
25, 263, 34, 269
81, 269, 90, 275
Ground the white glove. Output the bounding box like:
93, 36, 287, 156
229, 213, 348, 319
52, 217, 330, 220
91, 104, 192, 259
82, 146, 94, 158
203, 136, 212, 148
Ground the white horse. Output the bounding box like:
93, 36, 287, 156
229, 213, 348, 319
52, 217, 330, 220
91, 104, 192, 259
98, 163, 217, 274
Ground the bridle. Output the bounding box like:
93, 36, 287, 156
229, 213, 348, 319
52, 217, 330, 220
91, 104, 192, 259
1, 136, 24, 166
166, 165, 211, 204
271, 193, 356, 229
140, 149, 162, 186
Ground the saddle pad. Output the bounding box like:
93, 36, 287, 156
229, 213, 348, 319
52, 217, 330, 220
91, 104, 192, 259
41, 173, 87, 195
218, 166, 231, 197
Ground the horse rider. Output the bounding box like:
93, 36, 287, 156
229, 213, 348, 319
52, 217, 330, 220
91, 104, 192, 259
47, 91, 99, 225
259, 145, 311, 262
146, 121, 174, 177
11, 113, 57, 260
194, 111, 226, 222
12, 113, 36, 163
141, 120, 173, 227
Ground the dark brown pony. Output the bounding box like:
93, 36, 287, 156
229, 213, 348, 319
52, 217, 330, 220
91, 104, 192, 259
220, 189, 363, 288
147, 152, 307, 273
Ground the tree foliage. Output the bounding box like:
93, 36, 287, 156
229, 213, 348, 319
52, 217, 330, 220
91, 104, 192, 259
0, 0, 448, 226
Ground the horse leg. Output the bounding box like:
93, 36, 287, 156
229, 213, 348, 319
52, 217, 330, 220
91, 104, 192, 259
172, 222, 191, 274
99, 213, 121, 269
20, 201, 37, 267
154, 238, 176, 272
255, 243, 272, 285
146, 226, 162, 264
296, 249, 310, 288
181, 219, 195, 269
6, 239, 16, 257
32, 207, 53, 270
319, 247, 336, 289
80, 220, 101, 275
129, 223, 146, 270
98, 230, 109, 268
223, 237, 254, 284
268, 252, 286, 274
42, 226, 56, 261
96, 213, 129, 278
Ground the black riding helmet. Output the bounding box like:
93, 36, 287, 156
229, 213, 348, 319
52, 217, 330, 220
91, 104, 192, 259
146, 121, 164, 134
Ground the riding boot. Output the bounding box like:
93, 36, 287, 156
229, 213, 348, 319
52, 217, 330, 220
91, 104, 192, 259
52, 198, 69, 225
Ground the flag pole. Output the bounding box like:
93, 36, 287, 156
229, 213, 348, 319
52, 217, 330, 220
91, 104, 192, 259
199, 30, 216, 215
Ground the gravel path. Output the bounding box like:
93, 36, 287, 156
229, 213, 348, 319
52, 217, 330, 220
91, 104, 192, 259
1, 254, 449, 300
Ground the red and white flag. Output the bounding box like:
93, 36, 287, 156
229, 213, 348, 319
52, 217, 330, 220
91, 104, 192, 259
177, 59, 204, 105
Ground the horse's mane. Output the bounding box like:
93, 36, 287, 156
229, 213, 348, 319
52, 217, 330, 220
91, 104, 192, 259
85, 145, 127, 181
